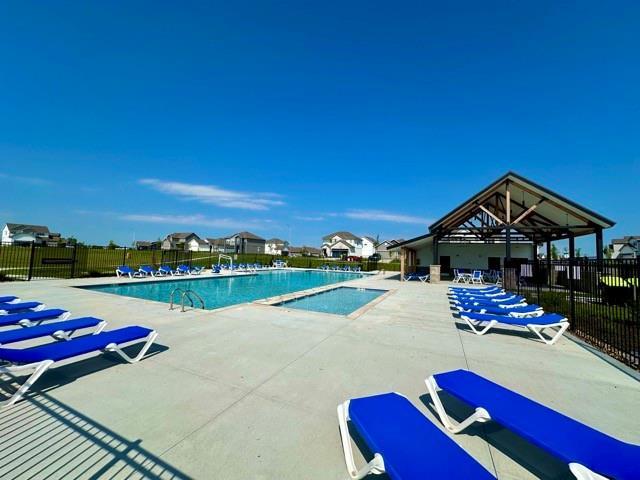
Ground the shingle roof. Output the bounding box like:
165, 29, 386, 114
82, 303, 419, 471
266, 238, 285, 244
232, 231, 265, 240
168, 232, 197, 239
612, 236, 640, 245
322, 231, 359, 241
5, 223, 50, 235
362, 236, 376, 243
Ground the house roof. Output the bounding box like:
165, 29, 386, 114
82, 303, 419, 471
167, 232, 197, 239
266, 238, 285, 244
322, 231, 359, 241
612, 236, 640, 245
362, 236, 376, 243
206, 237, 227, 245
5, 223, 50, 235
231, 231, 265, 241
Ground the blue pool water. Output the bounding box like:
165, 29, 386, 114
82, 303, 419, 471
81, 270, 363, 310
278, 287, 386, 315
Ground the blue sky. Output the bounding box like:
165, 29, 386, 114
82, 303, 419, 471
0, 1, 638, 252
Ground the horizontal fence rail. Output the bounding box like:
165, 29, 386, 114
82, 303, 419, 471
0, 243, 393, 282
504, 258, 639, 370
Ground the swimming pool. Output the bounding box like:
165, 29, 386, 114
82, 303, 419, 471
277, 287, 387, 315
81, 270, 363, 310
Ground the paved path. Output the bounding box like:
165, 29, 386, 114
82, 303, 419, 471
0, 273, 638, 479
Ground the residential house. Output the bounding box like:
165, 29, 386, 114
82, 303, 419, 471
321, 231, 366, 258
206, 237, 228, 253
2, 223, 62, 246
611, 236, 639, 259
265, 238, 287, 255
288, 246, 322, 257
135, 240, 161, 250
161, 232, 209, 252
226, 232, 265, 254
376, 239, 404, 261
361, 236, 377, 258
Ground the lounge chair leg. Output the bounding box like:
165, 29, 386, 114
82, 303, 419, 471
337, 401, 386, 479
0, 360, 54, 408
425, 376, 491, 433
103, 331, 158, 363
462, 317, 497, 336
527, 322, 570, 345
569, 463, 609, 480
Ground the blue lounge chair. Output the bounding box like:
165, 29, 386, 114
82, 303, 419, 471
449, 288, 504, 297
454, 298, 530, 310
190, 266, 204, 275
404, 272, 430, 283
454, 302, 544, 317
116, 266, 141, 278
458, 311, 569, 344
452, 294, 526, 306
338, 392, 495, 479
426, 369, 640, 480
0, 302, 45, 314
138, 265, 157, 277
0, 296, 20, 304
176, 264, 191, 275
0, 325, 158, 408
0, 308, 70, 327
212, 265, 222, 274
158, 265, 174, 276
0, 317, 106, 345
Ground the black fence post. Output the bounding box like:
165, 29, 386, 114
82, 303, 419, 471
174, 249, 179, 268
27, 241, 36, 281
122, 247, 127, 266
70, 244, 78, 278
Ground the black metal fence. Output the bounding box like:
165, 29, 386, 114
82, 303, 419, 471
505, 258, 639, 370
0, 243, 381, 281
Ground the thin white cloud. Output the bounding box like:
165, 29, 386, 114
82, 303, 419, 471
344, 209, 431, 225
0, 173, 51, 186
293, 215, 325, 221
138, 178, 285, 211
120, 213, 269, 230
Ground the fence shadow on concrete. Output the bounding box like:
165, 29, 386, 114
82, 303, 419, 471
0, 375, 191, 479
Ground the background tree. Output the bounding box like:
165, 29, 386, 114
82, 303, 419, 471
107, 240, 119, 250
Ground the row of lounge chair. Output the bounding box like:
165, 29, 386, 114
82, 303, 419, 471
0, 295, 157, 408
340, 368, 638, 479
116, 264, 204, 278
448, 285, 570, 345
320, 265, 362, 272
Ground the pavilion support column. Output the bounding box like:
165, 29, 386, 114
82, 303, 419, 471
505, 226, 512, 262
568, 234, 576, 321
432, 236, 439, 265
400, 247, 406, 281
546, 240, 552, 286
595, 228, 604, 272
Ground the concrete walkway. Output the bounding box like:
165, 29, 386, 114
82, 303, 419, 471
0, 273, 638, 479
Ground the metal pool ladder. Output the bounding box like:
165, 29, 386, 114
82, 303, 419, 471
169, 288, 205, 312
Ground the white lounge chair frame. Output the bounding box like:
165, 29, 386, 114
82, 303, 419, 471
425, 375, 610, 480
459, 313, 570, 345
337, 400, 386, 480
16, 310, 72, 327
0, 329, 157, 408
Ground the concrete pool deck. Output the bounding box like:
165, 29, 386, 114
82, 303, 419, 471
0, 272, 638, 479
